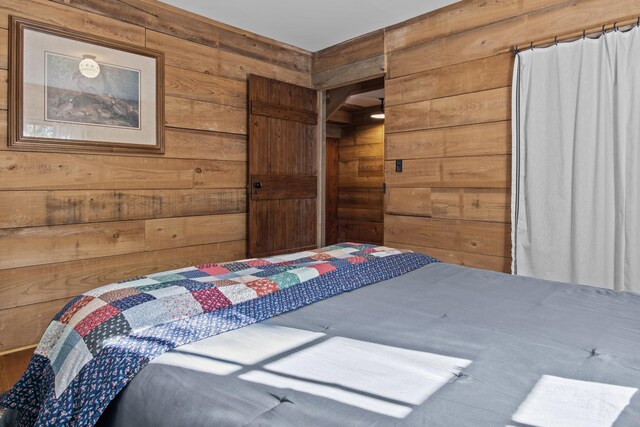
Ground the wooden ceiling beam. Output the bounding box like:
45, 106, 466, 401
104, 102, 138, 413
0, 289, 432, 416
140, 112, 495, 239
325, 77, 385, 118
327, 109, 352, 125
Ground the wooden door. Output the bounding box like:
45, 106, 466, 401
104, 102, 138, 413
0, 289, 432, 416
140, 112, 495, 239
248, 75, 318, 257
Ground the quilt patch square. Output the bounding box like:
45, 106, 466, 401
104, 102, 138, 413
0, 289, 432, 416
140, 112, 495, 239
270, 272, 301, 289
180, 280, 216, 292
177, 269, 211, 279
161, 293, 203, 318
146, 285, 189, 299
122, 298, 172, 331
197, 264, 232, 276
35, 321, 67, 358
53, 296, 83, 321
222, 262, 252, 272
217, 284, 257, 304
58, 296, 95, 324
309, 263, 337, 275
146, 273, 187, 283
99, 288, 141, 303
309, 253, 333, 261
233, 275, 261, 284
84, 313, 131, 356
111, 293, 156, 311
243, 259, 272, 268
290, 267, 319, 283
211, 279, 238, 287
74, 304, 120, 337
135, 281, 180, 293
53, 338, 92, 398
246, 278, 280, 297
67, 298, 107, 328
51, 329, 83, 375
345, 255, 368, 264
191, 288, 233, 312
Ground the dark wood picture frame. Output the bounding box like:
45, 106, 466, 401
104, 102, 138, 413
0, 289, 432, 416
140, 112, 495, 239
8, 16, 165, 154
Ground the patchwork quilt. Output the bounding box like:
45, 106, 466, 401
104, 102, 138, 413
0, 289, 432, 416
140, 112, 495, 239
0, 243, 438, 426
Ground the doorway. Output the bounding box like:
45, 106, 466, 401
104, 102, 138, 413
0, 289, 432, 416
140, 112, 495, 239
324, 77, 385, 245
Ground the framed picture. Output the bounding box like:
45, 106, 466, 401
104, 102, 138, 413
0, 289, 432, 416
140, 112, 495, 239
9, 17, 164, 153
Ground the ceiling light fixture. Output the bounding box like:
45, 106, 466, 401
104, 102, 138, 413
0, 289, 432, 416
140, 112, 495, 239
78, 55, 100, 78
371, 97, 385, 119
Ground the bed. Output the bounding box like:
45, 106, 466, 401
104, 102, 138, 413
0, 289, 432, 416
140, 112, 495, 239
2, 243, 640, 426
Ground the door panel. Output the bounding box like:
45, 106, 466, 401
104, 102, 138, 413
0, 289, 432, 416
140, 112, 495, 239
249, 75, 318, 257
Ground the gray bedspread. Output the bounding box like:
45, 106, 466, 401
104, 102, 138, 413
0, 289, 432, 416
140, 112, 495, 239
92, 263, 640, 426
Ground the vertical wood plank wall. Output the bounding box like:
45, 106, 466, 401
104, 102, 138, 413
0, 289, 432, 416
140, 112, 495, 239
0, 0, 312, 378
337, 124, 384, 245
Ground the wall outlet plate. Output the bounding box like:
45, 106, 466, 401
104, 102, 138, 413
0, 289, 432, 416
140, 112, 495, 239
395, 159, 403, 172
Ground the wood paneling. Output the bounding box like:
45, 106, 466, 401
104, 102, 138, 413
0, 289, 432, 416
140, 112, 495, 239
314, 30, 384, 74
164, 128, 246, 161
313, 30, 385, 89
0, 0, 146, 45
432, 188, 510, 223
313, 55, 385, 90
0, 189, 246, 229
385, 188, 432, 216
145, 214, 247, 251
338, 220, 384, 245
386, 0, 640, 78
0, 0, 311, 371
1, 221, 146, 270
165, 66, 247, 108
0, 241, 246, 311
146, 30, 311, 87
385, 215, 510, 257
385, 87, 510, 133
0, 298, 74, 351
0, 346, 34, 393
165, 96, 247, 134
379, 0, 635, 273
385, 121, 511, 160
384, 0, 563, 52
0, 152, 245, 190
387, 241, 511, 273
50, 0, 311, 73
336, 124, 384, 245
385, 53, 513, 107
385, 156, 510, 188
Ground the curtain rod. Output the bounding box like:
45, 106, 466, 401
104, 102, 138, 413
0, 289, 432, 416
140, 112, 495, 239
514, 17, 639, 54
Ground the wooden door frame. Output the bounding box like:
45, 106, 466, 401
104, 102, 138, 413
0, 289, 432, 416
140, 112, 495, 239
316, 73, 386, 247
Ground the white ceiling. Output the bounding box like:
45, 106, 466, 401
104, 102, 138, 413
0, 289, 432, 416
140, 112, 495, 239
348, 89, 385, 108
162, 0, 458, 51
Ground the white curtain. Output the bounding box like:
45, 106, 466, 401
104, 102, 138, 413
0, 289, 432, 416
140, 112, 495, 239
512, 26, 640, 292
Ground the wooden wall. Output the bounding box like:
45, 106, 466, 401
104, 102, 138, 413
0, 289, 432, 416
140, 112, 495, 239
0, 0, 312, 387
382, 0, 640, 272
313, 29, 385, 90
3, 0, 639, 392
337, 123, 384, 245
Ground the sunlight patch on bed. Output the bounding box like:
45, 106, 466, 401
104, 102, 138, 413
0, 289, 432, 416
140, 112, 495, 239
511, 375, 637, 427
240, 336, 471, 417
151, 324, 325, 375
239, 371, 414, 418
